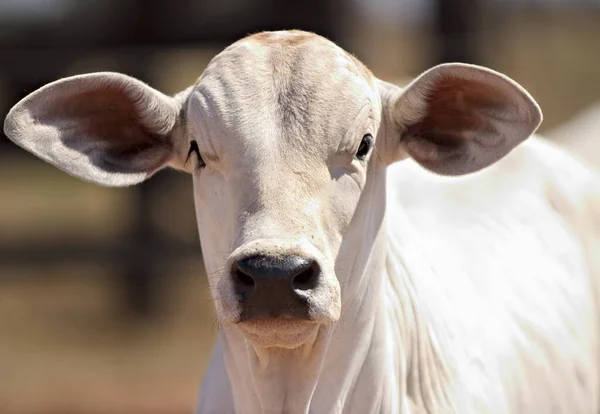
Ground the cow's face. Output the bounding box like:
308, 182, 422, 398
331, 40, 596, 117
4, 30, 542, 350
183, 32, 383, 348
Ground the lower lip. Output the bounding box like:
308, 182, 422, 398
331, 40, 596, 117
237, 318, 319, 349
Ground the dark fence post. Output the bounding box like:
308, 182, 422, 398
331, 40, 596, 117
432, 0, 481, 65
118, 0, 167, 320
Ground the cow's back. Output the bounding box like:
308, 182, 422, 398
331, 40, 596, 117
385, 136, 600, 413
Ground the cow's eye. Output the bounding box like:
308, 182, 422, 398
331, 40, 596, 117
355, 134, 373, 160
186, 141, 205, 168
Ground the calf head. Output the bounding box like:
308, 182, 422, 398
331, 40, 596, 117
4, 31, 541, 350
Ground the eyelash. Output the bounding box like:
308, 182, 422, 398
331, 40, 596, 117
186, 141, 205, 168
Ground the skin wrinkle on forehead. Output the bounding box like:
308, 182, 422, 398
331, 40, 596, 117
264, 41, 373, 162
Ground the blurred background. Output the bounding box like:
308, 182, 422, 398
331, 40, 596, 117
0, 0, 599, 413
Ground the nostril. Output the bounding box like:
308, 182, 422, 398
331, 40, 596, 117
235, 269, 255, 288
232, 262, 256, 299
292, 262, 319, 291
233, 254, 320, 295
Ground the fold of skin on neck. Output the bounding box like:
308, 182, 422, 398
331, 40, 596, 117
213, 234, 400, 414
195, 163, 451, 414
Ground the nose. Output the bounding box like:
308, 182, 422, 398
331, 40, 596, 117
231, 254, 320, 320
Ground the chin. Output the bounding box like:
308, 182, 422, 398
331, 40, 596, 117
237, 318, 320, 349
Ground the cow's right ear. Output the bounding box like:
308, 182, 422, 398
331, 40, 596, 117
3, 72, 190, 187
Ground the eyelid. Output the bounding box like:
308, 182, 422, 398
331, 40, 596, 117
336, 104, 373, 155
353, 133, 375, 162
186, 140, 206, 168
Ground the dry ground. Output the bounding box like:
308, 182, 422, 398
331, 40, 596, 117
0, 266, 216, 414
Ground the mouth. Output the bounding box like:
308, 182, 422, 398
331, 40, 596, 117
237, 318, 320, 349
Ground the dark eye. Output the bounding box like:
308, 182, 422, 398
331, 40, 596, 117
355, 134, 373, 160
186, 141, 205, 168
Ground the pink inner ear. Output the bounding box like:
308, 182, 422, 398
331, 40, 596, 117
415, 75, 511, 146
399, 71, 536, 175
27, 84, 172, 174
36, 85, 166, 153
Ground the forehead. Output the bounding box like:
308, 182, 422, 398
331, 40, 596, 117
187, 31, 379, 159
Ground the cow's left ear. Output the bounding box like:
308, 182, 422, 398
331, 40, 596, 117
378, 63, 542, 175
